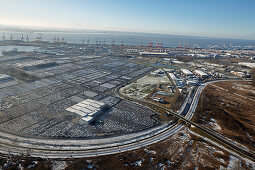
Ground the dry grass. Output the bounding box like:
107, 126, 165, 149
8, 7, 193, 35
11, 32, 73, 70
193, 81, 255, 151
65, 128, 232, 170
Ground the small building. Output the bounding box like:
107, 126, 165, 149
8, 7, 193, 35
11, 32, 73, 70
152, 97, 167, 104
151, 69, 165, 77
230, 71, 246, 78
164, 69, 175, 73
126, 49, 139, 55
186, 80, 198, 86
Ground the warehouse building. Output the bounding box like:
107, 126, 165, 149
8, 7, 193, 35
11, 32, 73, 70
181, 69, 193, 76
194, 70, 208, 78
66, 99, 106, 123
139, 51, 168, 57
230, 71, 246, 78
169, 73, 177, 80
238, 62, 255, 68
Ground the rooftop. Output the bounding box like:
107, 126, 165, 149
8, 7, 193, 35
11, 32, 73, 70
181, 69, 193, 75
238, 62, 255, 68
194, 70, 208, 76
66, 99, 106, 122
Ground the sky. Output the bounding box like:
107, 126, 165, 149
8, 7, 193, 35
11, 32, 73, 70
0, 0, 254, 39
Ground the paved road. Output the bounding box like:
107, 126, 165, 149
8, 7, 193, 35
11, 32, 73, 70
0, 77, 254, 162
162, 72, 255, 161
0, 71, 193, 159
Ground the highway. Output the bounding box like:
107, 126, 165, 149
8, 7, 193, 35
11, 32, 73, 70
0, 72, 190, 159
163, 71, 255, 161
0, 76, 254, 162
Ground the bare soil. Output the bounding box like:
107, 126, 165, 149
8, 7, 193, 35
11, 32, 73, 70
1, 129, 253, 170
65, 128, 245, 170
193, 80, 255, 151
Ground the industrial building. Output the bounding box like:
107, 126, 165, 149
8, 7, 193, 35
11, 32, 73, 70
66, 99, 106, 123
194, 70, 208, 78
238, 62, 255, 68
139, 51, 168, 57
230, 70, 246, 78
181, 69, 193, 76
169, 73, 177, 80
126, 49, 139, 55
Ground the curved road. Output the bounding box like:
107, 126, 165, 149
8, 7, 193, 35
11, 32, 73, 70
0, 72, 197, 159
0, 78, 254, 162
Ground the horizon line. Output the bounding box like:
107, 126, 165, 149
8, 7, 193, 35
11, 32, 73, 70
0, 24, 254, 42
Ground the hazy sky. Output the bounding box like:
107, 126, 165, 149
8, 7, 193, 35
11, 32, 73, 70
0, 0, 254, 39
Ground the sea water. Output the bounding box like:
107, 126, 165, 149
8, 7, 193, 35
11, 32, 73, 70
0, 30, 254, 49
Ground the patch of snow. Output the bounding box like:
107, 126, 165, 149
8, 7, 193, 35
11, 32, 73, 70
144, 148, 156, 155
232, 83, 255, 94
130, 159, 144, 167
219, 165, 226, 170
233, 92, 255, 102
26, 161, 38, 169
226, 155, 240, 170
246, 161, 255, 169
215, 150, 224, 155
157, 162, 166, 170
189, 129, 254, 165
166, 160, 173, 166
209, 118, 221, 130
246, 133, 253, 142
211, 84, 228, 92
52, 161, 67, 170
217, 158, 226, 164
87, 164, 94, 169
135, 160, 142, 167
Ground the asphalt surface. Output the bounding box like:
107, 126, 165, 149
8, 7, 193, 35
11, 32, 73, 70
0, 77, 254, 162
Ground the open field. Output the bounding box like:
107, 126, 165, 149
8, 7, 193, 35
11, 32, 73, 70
193, 80, 255, 151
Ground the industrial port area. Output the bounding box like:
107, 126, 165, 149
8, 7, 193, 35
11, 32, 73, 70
0, 34, 255, 169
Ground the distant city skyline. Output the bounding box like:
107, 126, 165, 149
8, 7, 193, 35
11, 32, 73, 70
0, 0, 254, 40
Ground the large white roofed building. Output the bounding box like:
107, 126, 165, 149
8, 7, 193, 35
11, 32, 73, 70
194, 70, 208, 78
66, 99, 106, 123
181, 69, 193, 76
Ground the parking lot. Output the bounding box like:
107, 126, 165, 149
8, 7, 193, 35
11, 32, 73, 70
0, 55, 158, 139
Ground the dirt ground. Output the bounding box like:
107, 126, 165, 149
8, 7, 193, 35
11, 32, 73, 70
1, 80, 255, 170
65, 127, 254, 170
193, 80, 255, 151
1, 127, 253, 170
